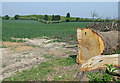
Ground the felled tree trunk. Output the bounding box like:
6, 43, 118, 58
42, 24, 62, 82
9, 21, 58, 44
76, 28, 119, 64
76, 54, 120, 81
80, 54, 119, 71
99, 31, 119, 54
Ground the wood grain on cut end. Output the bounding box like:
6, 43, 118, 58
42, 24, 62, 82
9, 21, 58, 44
76, 28, 105, 64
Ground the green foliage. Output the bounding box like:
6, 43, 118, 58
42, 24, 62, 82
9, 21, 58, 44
14, 15, 20, 20
15, 15, 115, 23
75, 18, 80, 22
52, 15, 61, 21
3, 62, 55, 81
66, 18, 70, 22
114, 49, 120, 54
105, 64, 119, 73
87, 64, 119, 82
54, 15, 60, 21
65, 17, 75, 22
87, 72, 103, 82
0, 46, 7, 48
65, 13, 71, 22
87, 72, 115, 82
44, 15, 48, 21
52, 57, 76, 66
4, 15, 10, 20
52, 15, 55, 21
2, 20, 89, 43
66, 13, 70, 18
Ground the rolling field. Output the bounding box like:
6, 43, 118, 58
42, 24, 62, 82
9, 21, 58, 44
2, 20, 90, 43
1, 20, 90, 81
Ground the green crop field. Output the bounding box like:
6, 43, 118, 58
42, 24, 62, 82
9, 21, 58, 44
2, 20, 90, 43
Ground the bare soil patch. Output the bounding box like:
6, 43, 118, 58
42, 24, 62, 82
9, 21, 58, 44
1, 38, 78, 80
14, 46, 34, 52
2, 42, 26, 47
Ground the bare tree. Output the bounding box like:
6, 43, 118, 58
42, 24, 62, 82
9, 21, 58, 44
91, 11, 98, 19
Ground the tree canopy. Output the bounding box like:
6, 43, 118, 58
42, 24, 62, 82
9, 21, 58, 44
14, 15, 20, 20
44, 15, 48, 21
66, 13, 70, 18
5, 15, 10, 20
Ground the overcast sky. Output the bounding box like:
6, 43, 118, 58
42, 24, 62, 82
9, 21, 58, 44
2, 2, 118, 19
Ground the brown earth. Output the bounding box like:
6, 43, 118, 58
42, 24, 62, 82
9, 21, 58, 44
2, 42, 26, 47
14, 46, 33, 52
1, 38, 78, 80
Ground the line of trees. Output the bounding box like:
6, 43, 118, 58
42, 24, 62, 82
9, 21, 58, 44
52, 15, 61, 21
43, 15, 61, 21
2, 15, 20, 20
2, 13, 119, 23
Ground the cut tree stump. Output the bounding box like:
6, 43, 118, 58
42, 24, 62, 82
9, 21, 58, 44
76, 28, 119, 64
76, 28, 105, 64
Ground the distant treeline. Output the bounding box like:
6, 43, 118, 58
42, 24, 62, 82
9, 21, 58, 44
2, 13, 119, 24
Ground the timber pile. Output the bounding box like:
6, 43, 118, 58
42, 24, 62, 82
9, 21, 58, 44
87, 21, 119, 32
